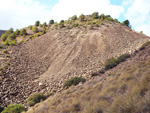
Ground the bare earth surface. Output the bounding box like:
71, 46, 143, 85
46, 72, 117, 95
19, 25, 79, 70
0, 23, 149, 107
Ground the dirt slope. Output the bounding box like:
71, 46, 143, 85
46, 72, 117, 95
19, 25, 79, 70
26, 39, 150, 113
0, 22, 149, 107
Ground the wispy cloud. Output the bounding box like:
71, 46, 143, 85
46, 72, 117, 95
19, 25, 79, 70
0, 0, 51, 30
124, 0, 150, 36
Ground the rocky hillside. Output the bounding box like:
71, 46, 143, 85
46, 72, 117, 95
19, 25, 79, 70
25, 40, 150, 113
0, 13, 150, 111
0, 21, 149, 108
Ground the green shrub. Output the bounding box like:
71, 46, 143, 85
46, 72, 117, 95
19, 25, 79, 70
122, 20, 130, 27
43, 22, 47, 27
1, 34, 7, 42
20, 28, 27, 36
104, 58, 118, 70
79, 14, 85, 22
2, 40, 9, 46
63, 77, 86, 88
59, 23, 65, 28
116, 54, 130, 63
35, 20, 40, 26
49, 19, 54, 25
2, 49, 8, 54
139, 41, 150, 50
20, 39, 24, 43
8, 32, 16, 40
15, 29, 20, 36
32, 26, 38, 33
35, 33, 41, 37
89, 23, 93, 30
66, 26, 70, 29
71, 15, 77, 20
42, 30, 46, 34
92, 12, 99, 19
29, 25, 32, 30
29, 35, 33, 39
95, 23, 99, 27
27, 93, 47, 106
2, 104, 25, 113
10, 40, 17, 46
105, 54, 130, 70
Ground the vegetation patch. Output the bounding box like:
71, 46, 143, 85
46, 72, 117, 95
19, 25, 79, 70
1, 104, 25, 113
63, 77, 86, 88
27, 93, 47, 106
105, 54, 130, 70
139, 41, 150, 50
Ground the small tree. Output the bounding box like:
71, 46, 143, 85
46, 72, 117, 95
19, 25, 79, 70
49, 19, 54, 25
35, 20, 40, 26
92, 12, 99, 19
15, 29, 20, 36
99, 14, 105, 20
122, 20, 130, 27
32, 26, 38, 33
20, 28, 27, 36
29, 25, 32, 30
71, 15, 77, 20
8, 32, 16, 40
79, 14, 85, 22
43, 22, 47, 27
9, 28, 14, 33
1, 34, 7, 42
60, 20, 64, 24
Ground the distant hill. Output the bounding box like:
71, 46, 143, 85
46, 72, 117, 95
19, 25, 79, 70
0, 30, 6, 37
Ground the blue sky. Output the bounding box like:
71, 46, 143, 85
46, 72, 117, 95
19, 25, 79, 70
0, 0, 150, 36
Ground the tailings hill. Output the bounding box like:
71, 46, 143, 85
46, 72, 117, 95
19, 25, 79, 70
0, 22, 149, 107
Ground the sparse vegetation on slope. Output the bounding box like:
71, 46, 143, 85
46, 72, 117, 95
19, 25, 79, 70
63, 77, 86, 88
2, 104, 25, 113
26, 45, 150, 113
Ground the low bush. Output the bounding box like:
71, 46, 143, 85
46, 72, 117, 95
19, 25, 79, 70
8, 32, 16, 40
104, 54, 130, 70
27, 93, 47, 106
35, 20, 40, 26
59, 23, 65, 28
15, 29, 20, 36
2, 40, 9, 46
89, 23, 93, 30
10, 40, 17, 46
29, 25, 32, 30
1, 104, 25, 113
32, 26, 38, 33
1, 34, 7, 42
139, 41, 150, 50
20, 39, 24, 43
63, 77, 86, 88
20, 28, 27, 36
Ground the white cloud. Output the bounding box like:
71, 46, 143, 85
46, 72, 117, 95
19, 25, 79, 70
50, 0, 124, 22
124, 0, 150, 36
0, 0, 51, 30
